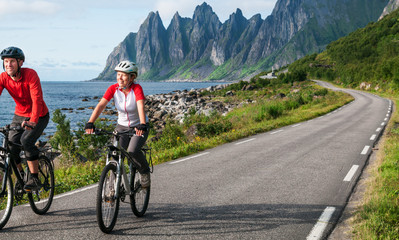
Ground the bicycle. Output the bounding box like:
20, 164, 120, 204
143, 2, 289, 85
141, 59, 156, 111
94, 129, 153, 233
0, 125, 55, 230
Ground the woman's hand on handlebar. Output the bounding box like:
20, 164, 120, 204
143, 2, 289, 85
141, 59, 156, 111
135, 123, 147, 136
85, 122, 95, 134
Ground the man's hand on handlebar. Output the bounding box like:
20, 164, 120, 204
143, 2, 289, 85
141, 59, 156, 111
22, 121, 36, 130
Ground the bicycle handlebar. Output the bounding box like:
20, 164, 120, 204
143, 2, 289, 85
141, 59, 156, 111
0, 124, 35, 134
0, 125, 21, 134
92, 129, 137, 137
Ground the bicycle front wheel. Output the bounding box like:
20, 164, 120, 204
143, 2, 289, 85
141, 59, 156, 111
130, 167, 150, 217
28, 156, 55, 215
0, 162, 13, 230
96, 163, 120, 233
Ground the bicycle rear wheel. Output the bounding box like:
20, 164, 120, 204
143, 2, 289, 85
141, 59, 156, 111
96, 163, 120, 233
130, 167, 150, 217
28, 156, 55, 215
0, 162, 13, 230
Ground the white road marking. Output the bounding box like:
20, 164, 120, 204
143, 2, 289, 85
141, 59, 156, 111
361, 146, 370, 155
384, 118, 388, 121
343, 165, 359, 182
381, 122, 385, 126
370, 134, 377, 141
53, 184, 97, 201
235, 138, 256, 145
168, 152, 210, 165
292, 124, 301, 128
270, 130, 283, 135
307, 207, 336, 240
376, 128, 382, 132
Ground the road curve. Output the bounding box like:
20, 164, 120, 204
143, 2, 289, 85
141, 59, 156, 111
1, 81, 392, 239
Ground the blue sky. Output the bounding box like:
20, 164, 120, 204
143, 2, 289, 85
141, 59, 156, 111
0, 0, 277, 81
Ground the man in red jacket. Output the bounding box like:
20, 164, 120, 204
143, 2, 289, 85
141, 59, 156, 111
0, 46, 49, 191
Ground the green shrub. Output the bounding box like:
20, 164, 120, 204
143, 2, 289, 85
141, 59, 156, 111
267, 102, 284, 119
284, 99, 301, 110
254, 105, 268, 122
196, 118, 233, 137
226, 80, 247, 91
74, 119, 115, 161
49, 109, 76, 165
314, 88, 329, 96
152, 121, 186, 150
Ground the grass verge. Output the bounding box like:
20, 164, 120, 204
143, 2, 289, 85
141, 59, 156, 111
350, 93, 399, 239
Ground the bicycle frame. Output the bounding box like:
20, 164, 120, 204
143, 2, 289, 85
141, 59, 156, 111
106, 135, 134, 200
0, 130, 25, 197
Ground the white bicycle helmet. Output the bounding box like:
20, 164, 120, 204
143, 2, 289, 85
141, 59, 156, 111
115, 60, 138, 76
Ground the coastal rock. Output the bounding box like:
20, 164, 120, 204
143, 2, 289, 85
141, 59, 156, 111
145, 83, 232, 131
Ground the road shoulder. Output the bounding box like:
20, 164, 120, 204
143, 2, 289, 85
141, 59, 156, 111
328, 137, 382, 239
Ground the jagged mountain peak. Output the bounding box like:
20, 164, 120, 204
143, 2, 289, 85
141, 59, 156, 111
227, 8, 245, 23
192, 2, 220, 24
93, 0, 390, 81
141, 11, 164, 26
172, 11, 181, 20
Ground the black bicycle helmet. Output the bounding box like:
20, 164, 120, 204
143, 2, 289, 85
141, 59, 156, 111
0, 46, 25, 61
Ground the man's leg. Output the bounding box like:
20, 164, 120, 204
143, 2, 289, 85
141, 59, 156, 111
22, 114, 49, 191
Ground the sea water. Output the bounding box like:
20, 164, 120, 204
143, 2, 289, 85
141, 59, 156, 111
0, 81, 229, 138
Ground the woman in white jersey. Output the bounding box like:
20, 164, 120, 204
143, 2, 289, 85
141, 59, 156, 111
85, 60, 150, 187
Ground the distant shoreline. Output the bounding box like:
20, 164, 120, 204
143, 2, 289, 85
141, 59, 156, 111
163, 79, 232, 83
85, 78, 234, 83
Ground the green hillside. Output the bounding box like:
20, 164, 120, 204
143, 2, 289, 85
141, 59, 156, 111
286, 9, 399, 239
289, 9, 399, 91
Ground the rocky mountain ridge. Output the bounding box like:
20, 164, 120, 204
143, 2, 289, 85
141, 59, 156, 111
93, 0, 389, 81
380, 0, 399, 19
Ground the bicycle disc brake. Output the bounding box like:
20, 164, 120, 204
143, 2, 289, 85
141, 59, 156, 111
120, 185, 126, 202
14, 181, 24, 201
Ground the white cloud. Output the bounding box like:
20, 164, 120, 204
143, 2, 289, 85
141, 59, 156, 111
155, 0, 198, 21
0, 0, 61, 17
154, 0, 277, 27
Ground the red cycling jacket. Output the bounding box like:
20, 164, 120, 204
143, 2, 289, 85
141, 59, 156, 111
0, 68, 48, 123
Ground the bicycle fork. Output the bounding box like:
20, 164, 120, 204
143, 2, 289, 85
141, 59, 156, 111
106, 153, 131, 201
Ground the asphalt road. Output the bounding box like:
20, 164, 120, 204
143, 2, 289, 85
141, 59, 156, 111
0, 81, 392, 239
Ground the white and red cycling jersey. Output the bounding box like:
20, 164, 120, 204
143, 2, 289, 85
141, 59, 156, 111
103, 83, 148, 127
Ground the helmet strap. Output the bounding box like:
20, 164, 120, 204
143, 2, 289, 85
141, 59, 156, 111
12, 65, 21, 78
119, 81, 133, 90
